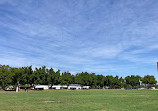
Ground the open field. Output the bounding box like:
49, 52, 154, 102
0, 90, 158, 111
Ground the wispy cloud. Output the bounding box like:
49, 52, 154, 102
0, 0, 158, 79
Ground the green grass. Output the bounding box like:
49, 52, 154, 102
0, 89, 158, 111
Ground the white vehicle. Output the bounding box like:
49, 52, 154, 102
35, 85, 49, 90
68, 84, 82, 90
82, 86, 90, 89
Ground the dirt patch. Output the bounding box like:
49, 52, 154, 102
135, 95, 150, 97
141, 101, 157, 105
120, 95, 129, 97
0, 90, 15, 93
42, 101, 56, 103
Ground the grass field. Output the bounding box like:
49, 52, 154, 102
0, 89, 158, 111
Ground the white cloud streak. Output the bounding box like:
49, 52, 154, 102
0, 0, 158, 79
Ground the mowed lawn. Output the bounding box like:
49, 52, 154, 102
0, 90, 158, 111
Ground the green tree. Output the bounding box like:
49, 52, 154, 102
75, 72, 93, 86
0, 65, 14, 88
125, 75, 141, 88
141, 75, 157, 88
59, 71, 72, 85
96, 75, 104, 89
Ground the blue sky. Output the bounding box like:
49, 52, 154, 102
0, 0, 158, 79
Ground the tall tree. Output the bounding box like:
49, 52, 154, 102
0, 65, 14, 88
59, 72, 72, 85
125, 75, 141, 88
141, 75, 157, 88
96, 75, 104, 88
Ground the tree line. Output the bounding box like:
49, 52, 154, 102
0, 65, 157, 89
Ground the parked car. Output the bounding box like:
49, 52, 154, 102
5, 86, 16, 91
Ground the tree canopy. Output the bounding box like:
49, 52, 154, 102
0, 65, 157, 89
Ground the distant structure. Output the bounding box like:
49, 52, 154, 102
68, 84, 82, 90
0, 64, 2, 68
33, 84, 90, 90
35, 85, 49, 90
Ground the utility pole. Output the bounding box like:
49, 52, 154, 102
157, 62, 158, 73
